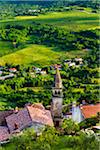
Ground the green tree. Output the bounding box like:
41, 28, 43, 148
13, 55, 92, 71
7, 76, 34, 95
61, 118, 80, 135
8, 28, 28, 48
36, 126, 59, 150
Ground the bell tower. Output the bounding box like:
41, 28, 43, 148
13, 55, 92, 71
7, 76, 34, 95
51, 67, 63, 127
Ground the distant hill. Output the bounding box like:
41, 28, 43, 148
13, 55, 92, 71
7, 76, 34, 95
0, 0, 98, 4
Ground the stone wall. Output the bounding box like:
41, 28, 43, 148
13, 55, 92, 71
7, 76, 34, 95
51, 97, 63, 118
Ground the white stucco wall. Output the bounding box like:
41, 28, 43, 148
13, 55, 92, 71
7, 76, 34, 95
72, 106, 84, 123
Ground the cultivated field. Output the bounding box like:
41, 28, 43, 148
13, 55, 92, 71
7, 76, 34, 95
0, 44, 62, 66
0, 10, 99, 31
0, 43, 88, 66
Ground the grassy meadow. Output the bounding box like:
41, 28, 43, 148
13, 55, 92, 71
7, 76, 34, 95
0, 42, 88, 66
0, 44, 62, 66
0, 10, 99, 31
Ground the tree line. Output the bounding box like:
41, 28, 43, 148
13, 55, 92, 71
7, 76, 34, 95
0, 0, 99, 20
1, 123, 99, 150
0, 23, 99, 51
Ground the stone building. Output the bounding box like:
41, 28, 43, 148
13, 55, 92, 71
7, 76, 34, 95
0, 103, 53, 143
72, 102, 100, 123
51, 68, 63, 127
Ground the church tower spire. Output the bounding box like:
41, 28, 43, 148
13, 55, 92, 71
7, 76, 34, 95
51, 67, 63, 127
55, 68, 62, 88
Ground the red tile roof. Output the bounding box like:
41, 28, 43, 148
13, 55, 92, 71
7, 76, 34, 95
6, 104, 53, 134
0, 126, 10, 142
31, 103, 45, 110
92, 126, 100, 130
9, 68, 17, 72
26, 104, 54, 126
9, 68, 17, 71
81, 104, 100, 118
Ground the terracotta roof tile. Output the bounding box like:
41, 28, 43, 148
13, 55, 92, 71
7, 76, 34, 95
32, 103, 45, 110
26, 105, 54, 126
6, 104, 53, 134
81, 104, 100, 118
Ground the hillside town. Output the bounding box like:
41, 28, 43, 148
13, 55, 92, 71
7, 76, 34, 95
0, 0, 99, 149
0, 57, 84, 80
0, 68, 99, 144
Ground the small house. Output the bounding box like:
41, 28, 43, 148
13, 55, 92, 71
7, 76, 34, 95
9, 68, 17, 73
64, 59, 72, 64
6, 103, 53, 134
0, 103, 54, 143
72, 103, 100, 123
34, 68, 41, 74
0, 74, 15, 80
80, 104, 100, 119
69, 62, 76, 67
74, 58, 83, 65
53, 64, 62, 70
40, 70, 47, 75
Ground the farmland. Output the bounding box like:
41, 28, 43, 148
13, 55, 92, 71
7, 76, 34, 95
0, 43, 88, 66
0, 44, 61, 66
16, 11, 99, 31
0, 9, 99, 66
0, 10, 99, 31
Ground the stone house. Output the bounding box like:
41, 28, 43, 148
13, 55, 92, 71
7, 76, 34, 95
0, 103, 53, 143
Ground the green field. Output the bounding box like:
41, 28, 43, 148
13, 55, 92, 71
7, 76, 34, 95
0, 43, 88, 66
0, 10, 98, 66
0, 44, 62, 66
0, 10, 99, 31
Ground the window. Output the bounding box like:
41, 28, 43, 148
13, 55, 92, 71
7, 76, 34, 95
58, 91, 60, 95
55, 121, 59, 127
55, 91, 57, 95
